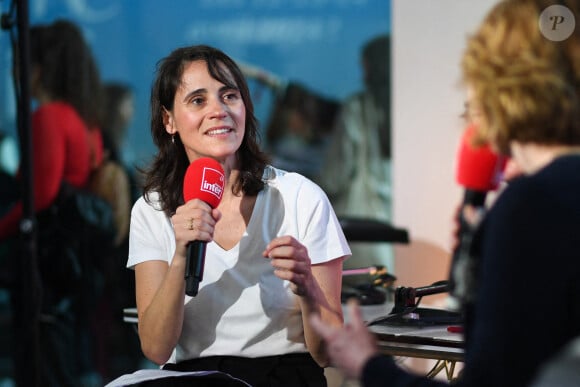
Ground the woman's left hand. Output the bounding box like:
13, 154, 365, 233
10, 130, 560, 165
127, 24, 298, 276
263, 235, 314, 297
264, 236, 345, 367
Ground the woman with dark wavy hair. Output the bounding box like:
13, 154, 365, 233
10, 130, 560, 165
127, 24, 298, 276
126, 45, 349, 386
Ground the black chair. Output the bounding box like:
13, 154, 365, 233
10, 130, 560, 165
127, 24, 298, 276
339, 216, 409, 244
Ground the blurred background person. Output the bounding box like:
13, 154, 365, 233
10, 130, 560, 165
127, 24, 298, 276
316, 34, 393, 288
94, 82, 136, 249
265, 82, 340, 180
0, 19, 107, 387
101, 83, 134, 166
90, 81, 145, 382
100, 82, 141, 204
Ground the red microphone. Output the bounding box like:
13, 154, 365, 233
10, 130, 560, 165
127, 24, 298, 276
449, 125, 506, 301
183, 157, 225, 296
455, 124, 506, 206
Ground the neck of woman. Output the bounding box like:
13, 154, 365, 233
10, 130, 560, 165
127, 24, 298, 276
510, 142, 580, 175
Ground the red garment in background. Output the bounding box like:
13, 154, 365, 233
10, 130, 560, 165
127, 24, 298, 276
0, 101, 99, 238
89, 125, 104, 169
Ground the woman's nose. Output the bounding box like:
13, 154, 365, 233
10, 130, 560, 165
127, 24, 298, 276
207, 97, 227, 118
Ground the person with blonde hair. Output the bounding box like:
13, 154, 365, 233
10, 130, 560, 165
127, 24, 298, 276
310, 1, 580, 386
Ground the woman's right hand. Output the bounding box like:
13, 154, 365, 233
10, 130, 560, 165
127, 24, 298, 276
171, 199, 221, 258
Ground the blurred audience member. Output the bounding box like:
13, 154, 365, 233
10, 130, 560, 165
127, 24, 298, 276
93, 82, 135, 247
317, 34, 393, 281
265, 82, 340, 179
91, 81, 144, 381
0, 19, 107, 387
101, 83, 134, 165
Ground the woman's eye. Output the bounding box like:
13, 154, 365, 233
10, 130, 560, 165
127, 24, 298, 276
190, 97, 204, 105
223, 92, 240, 101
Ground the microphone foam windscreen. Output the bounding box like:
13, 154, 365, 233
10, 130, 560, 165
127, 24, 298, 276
183, 157, 225, 208
456, 124, 505, 191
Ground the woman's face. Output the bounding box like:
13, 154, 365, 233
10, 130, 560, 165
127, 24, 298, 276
163, 60, 246, 163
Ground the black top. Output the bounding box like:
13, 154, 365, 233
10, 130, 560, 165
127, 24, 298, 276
362, 154, 580, 387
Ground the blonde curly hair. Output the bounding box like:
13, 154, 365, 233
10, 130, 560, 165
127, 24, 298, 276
462, 0, 580, 155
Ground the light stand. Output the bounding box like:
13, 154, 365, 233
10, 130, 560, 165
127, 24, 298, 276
1, 0, 41, 385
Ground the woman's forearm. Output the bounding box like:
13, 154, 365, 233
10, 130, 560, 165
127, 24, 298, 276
301, 259, 344, 366
137, 258, 187, 364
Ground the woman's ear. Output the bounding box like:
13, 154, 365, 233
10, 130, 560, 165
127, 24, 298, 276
162, 107, 175, 135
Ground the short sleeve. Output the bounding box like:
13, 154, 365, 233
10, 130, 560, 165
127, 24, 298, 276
127, 195, 175, 269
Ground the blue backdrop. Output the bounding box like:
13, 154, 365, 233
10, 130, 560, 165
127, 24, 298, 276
0, 0, 390, 169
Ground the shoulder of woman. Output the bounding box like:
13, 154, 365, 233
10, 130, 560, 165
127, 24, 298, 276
35, 101, 78, 118
265, 165, 320, 189
139, 190, 164, 212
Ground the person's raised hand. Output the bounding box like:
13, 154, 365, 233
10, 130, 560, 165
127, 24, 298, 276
310, 299, 379, 380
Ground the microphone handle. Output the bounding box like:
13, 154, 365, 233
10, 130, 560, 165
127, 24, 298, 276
448, 189, 487, 298
185, 240, 206, 297
463, 189, 487, 207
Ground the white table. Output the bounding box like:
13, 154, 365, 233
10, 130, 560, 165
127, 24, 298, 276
358, 303, 464, 380
123, 302, 465, 380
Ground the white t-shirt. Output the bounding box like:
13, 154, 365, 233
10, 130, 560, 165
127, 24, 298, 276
128, 166, 350, 364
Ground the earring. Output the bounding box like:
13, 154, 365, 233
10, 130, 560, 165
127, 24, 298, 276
171, 134, 175, 144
